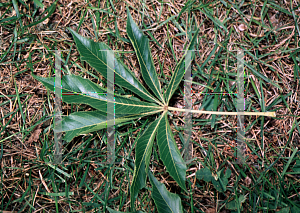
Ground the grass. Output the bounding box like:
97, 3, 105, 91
0, 0, 300, 212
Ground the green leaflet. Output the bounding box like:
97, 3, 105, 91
165, 28, 199, 104
32, 74, 162, 114
126, 8, 165, 105
62, 110, 163, 142
130, 115, 163, 209
157, 112, 187, 192
148, 171, 183, 213
68, 28, 162, 106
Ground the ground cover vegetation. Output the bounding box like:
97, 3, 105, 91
0, 0, 300, 212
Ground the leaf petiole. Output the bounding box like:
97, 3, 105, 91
167, 107, 276, 117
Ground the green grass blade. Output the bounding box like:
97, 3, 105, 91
281, 147, 298, 178
14, 78, 26, 125
199, 7, 228, 35
25, 0, 56, 28
107, 206, 145, 213
33, 0, 44, 9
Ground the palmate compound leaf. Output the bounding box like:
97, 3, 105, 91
130, 114, 163, 209
32, 74, 162, 115
67, 28, 162, 106
33, 9, 198, 210
164, 28, 199, 105
157, 112, 187, 192
148, 170, 183, 213
126, 8, 165, 105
